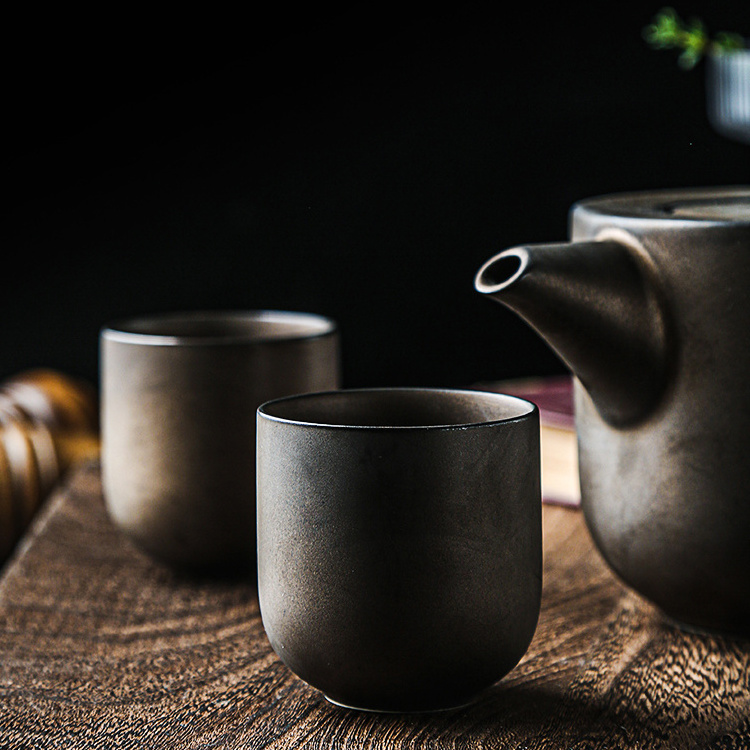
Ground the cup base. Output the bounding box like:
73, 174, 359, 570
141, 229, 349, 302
324, 693, 477, 714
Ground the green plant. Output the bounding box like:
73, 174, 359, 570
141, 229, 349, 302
643, 7, 745, 69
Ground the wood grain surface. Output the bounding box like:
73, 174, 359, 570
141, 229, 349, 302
0, 461, 748, 749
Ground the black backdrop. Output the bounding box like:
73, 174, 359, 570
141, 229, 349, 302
5, 4, 749, 391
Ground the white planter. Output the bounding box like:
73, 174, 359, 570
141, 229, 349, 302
707, 49, 750, 144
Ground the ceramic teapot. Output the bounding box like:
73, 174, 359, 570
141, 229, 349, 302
475, 186, 750, 636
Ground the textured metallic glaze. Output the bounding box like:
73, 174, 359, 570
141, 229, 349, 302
476, 186, 750, 635
257, 388, 541, 712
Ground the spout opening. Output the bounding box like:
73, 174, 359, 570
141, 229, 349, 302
474, 249, 529, 294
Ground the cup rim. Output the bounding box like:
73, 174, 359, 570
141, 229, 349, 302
257, 387, 538, 431
100, 309, 338, 346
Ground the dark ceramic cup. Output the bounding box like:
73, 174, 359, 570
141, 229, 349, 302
257, 388, 541, 712
101, 310, 340, 572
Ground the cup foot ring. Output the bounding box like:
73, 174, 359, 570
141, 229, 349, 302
323, 693, 477, 714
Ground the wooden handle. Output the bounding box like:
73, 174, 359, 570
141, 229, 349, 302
0, 369, 99, 560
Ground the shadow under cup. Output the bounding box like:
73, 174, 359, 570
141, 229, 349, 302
101, 310, 340, 572
257, 388, 542, 712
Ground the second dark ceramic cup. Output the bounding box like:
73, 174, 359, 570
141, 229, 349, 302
101, 310, 340, 572
257, 388, 541, 712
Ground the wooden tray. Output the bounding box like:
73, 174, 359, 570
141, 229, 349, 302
0, 461, 748, 748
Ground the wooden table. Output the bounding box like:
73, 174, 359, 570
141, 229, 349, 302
0, 461, 748, 749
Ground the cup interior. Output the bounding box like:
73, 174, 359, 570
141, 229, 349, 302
102, 310, 336, 345
258, 388, 535, 429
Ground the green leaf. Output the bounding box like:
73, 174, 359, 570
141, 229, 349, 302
643, 7, 746, 69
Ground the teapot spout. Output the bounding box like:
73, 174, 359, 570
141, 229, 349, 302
475, 240, 672, 426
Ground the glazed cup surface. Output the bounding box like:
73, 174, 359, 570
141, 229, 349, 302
101, 310, 340, 572
257, 388, 542, 712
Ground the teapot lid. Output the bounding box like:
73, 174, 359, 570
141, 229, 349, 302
575, 186, 750, 224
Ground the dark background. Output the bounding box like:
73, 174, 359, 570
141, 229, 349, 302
4, 4, 749, 391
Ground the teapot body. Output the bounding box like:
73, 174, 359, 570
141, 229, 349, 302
570, 188, 750, 634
